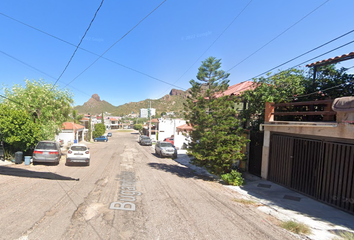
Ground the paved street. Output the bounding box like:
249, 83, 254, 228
0, 131, 296, 240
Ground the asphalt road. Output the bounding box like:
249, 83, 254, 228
0, 131, 297, 240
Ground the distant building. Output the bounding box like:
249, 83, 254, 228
140, 108, 156, 118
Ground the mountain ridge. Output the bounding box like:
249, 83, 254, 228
74, 89, 189, 116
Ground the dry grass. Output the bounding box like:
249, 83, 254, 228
280, 220, 311, 235
332, 230, 354, 240
232, 198, 257, 205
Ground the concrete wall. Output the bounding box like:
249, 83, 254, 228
56, 132, 74, 145
157, 119, 191, 149
174, 131, 190, 150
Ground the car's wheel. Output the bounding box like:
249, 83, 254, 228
94, 139, 97, 142
86, 161, 90, 166
172, 153, 177, 159
105, 140, 107, 142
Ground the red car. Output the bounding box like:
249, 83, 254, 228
163, 137, 174, 145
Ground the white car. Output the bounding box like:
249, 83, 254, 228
66, 144, 90, 166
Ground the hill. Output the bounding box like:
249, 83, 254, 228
74, 94, 117, 115
74, 89, 189, 116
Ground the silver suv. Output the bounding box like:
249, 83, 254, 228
33, 141, 62, 165
155, 141, 177, 159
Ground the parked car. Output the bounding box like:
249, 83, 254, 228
155, 141, 177, 159
107, 132, 112, 137
94, 136, 108, 142
163, 137, 174, 145
139, 135, 150, 143
140, 137, 152, 146
33, 141, 62, 165
66, 144, 90, 166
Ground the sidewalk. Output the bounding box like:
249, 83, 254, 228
0, 159, 14, 166
174, 150, 354, 240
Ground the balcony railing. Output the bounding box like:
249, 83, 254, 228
265, 100, 336, 122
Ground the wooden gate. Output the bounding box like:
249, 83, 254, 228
268, 133, 354, 214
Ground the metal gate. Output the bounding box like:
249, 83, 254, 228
248, 132, 264, 176
268, 133, 354, 214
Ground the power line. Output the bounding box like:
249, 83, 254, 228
246, 39, 354, 82
227, 0, 331, 72
236, 40, 354, 101
0, 93, 23, 106
0, 49, 91, 97
290, 65, 354, 100
156, 0, 253, 98
251, 29, 354, 79
0, 6, 186, 91
52, 0, 104, 89
63, 0, 168, 88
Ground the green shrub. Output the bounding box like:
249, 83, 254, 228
221, 170, 245, 186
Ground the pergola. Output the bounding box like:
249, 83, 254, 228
306, 51, 354, 81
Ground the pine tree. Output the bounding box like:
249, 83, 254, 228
184, 57, 247, 174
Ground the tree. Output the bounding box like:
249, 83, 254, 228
92, 123, 105, 139
0, 105, 41, 152
3, 79, 74, 140
101, 112, 104, 124
240, 68, 306, 131
184, 57, 247, 174
87, 117, 92, 141
303, 64, 354, 101
134, 124, 143, 133
72, 109, 83, 124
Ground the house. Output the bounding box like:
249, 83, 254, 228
259, 52, 354, 214
157, 118, 187, 149
261, 99, 354, 214
56, 122, 86, 144
143, 119, 159, 141
109, 117, 120, 129
176, 123, 193, 149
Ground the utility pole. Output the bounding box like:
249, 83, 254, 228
148, 101, 151, 138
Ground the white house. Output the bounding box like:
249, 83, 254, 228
56, 122, 85, 145
158, 118, 190, 149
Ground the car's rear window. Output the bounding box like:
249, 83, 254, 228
71, 146, 87, 151
161, 142, 173, 147
36, 142, 57, 150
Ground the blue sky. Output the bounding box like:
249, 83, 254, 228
1, 0, 354, 107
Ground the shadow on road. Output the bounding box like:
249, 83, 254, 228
0, 166, 79, 181
148, 162, 214, 181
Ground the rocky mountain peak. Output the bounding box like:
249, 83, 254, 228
91, 94, 101, 102
169, 89, 184, 96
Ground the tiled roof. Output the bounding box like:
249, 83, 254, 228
215, 81, 256, 98
148, 119, 159, 123
306, 51, 354, 67
62, 122, 85, 130
176, 123, 193, 131
80, 117, 89, 121
110, 117, 119, 121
